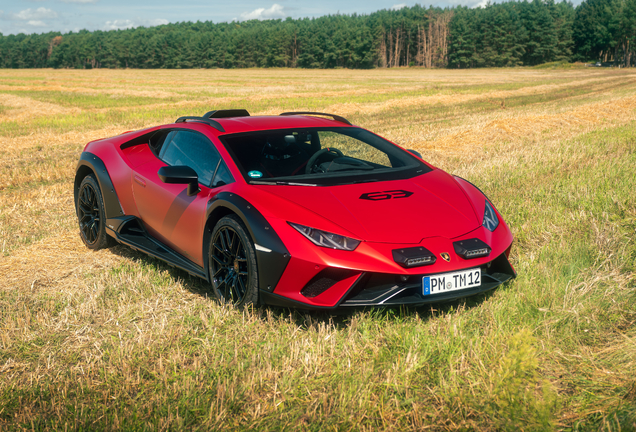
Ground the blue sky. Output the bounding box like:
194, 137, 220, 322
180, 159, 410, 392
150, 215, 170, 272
0, 0, 580, 36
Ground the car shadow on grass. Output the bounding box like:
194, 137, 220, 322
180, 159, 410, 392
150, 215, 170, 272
107, 243, 504, 329
107, 244, 214, 297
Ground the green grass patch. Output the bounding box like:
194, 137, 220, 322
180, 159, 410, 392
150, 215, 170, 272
2, 90, 175, 109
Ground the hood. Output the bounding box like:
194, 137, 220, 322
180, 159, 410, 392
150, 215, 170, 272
253, 169, 481, 244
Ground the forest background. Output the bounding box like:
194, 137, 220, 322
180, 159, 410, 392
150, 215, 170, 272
1, 0, 635, 70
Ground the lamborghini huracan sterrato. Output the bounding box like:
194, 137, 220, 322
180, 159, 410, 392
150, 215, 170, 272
74, 110, 515, 309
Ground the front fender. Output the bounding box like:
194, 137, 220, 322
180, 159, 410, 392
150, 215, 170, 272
74, 152, 123, 219
204, 192, 291, 293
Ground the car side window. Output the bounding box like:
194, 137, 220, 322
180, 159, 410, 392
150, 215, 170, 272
149, 130, 174, 156
159, 130, 221, 187
211, 161, 234, 188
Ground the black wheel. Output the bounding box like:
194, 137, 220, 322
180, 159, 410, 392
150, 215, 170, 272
76, 174, 113, 250
208, 215, 259, 307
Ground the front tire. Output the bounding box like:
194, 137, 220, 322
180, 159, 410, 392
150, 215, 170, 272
76, 174, 113, 250
208, 215, 259, 307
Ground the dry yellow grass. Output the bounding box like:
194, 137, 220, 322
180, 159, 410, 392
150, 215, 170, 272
0, 67, 635, 430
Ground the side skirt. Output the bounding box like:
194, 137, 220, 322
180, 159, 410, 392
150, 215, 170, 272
106, 216, 207, 281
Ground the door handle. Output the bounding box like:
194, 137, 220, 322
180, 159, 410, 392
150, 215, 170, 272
134, 175, 146, 187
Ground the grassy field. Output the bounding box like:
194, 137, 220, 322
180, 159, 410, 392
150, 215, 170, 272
0, 67, 635, 431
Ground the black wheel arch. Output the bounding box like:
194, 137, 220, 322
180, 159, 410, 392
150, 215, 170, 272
74, 152, 123, 220
204, 192, 291, 294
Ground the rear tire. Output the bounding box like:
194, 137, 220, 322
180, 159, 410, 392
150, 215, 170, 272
76, 174, 113, 250
208, 215, 259, 308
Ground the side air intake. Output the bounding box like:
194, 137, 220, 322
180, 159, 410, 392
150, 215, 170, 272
301, 268, 355, 298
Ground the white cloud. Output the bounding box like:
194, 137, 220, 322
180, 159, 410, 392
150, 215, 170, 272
390, 3, 407, 10
15, 7, 58, 20
28, 20, 47, 26
240, 4, 286, 21
60, 0, 99, 3
147, 18, 168, 26
104, 19, 134, 30
104, 18, 168, 31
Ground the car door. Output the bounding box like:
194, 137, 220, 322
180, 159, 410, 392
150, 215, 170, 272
132, 129, 233, 266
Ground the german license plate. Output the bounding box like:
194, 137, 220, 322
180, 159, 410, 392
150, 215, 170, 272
423, 268, 481, 295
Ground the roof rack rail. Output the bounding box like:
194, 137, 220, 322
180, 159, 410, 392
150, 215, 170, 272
279, 111, 352, 125
174, 116, 225, 132
203, 109, 250, 119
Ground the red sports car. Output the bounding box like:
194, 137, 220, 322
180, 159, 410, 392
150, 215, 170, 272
74, 110, 515, 309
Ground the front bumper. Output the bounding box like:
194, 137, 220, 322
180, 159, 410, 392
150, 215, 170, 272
261, 215, 515, 309
261, 251, 516, 310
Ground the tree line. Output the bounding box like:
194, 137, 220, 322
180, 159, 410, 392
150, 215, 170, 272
1, 0, 635, 69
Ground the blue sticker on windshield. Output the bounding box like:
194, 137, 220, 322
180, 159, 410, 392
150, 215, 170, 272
248, 170, 263, 179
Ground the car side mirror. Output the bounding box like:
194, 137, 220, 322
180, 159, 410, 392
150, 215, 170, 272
408, 149, 423, 158
158, 165, 199, 196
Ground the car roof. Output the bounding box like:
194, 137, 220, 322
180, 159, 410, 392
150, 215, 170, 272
173, 112, 356, 136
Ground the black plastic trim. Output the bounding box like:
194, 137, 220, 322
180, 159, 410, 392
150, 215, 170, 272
204, 109, 250, 119
205, 192, 291, 292
279, 111, 352, 125
175, 116, 225, 132
301, 268, 356, 298
106, 216, 207, 280
259, 291, 338, 310
392, 246, 436, 268
338, 252, 516, 308
453, 238, 492, 259
75, 152, 123, 220
119, 130, 158, 150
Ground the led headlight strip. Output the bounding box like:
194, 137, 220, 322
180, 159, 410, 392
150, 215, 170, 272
289, 222, 360, 251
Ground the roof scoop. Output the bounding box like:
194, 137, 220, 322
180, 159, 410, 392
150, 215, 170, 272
203, 109, 250, 118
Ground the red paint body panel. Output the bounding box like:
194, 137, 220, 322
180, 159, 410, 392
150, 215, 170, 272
249, 169, 480, 244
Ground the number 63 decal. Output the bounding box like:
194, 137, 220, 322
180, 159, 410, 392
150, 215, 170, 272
359, 190, 414, 201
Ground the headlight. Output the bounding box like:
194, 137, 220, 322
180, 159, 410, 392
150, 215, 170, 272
289, 222, 360, 251
483, 200, 499, 232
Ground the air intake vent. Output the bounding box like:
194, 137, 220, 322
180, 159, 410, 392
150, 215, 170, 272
392, 246, 436, 268
453, 238, 491, 259
203, 109, 250, 119
301, 268, 354, 298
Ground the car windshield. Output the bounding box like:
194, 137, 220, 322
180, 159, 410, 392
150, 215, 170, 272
221, 127, 430, 186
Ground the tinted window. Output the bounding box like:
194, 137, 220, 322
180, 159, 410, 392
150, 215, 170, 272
159, 130, 221, 187
212, 162, 234, 188
221, 127, 429, 186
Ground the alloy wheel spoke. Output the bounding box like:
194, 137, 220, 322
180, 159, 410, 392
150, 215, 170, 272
236, 276, 247, 296
211, 254, 227, 267
231, 277, 241, 300
219, 230, 229, 252
210, 225, 251, 305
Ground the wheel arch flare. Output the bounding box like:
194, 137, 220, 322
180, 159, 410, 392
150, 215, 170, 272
204, 192, 291, 293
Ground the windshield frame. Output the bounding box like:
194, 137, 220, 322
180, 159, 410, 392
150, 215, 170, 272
219, 126, 432, 186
